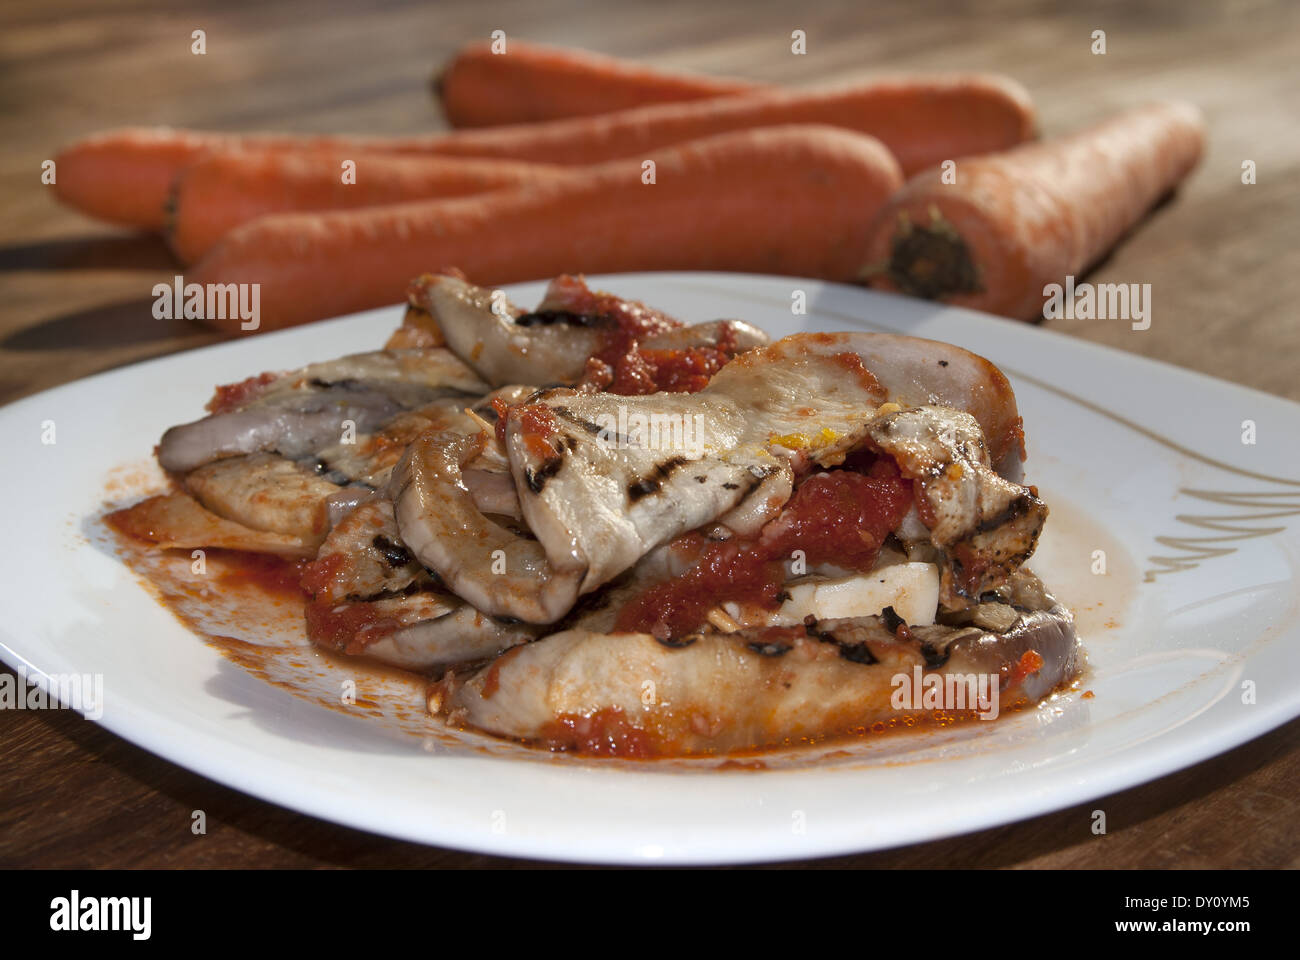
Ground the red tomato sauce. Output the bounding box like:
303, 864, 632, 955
495, 399, 560, 459
535, 274, 746, 396
496, 279, 749, 434
211, 551, 310, 600
299, 550, 345, 598
536, 274, 679, 343
614, 459, 914, 639
304, 597, 394, 654
206, 372, 280, 414
1006, 648, 1046, 688
536, 708, 659, 758
591, 320, 741, 395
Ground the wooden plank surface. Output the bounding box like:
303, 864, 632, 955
1, 0, 1297, 867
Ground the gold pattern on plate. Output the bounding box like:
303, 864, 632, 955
1004, 371, 1300, 582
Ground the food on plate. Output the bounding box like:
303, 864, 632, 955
405, 271, 770, 390
435, 39, 758, 128
168, 151, 568, 263
435, 573, 1075, 755
863, 100, 1206, 318
155, 348, 489, 473
189, 125, 903, 332
109, 272, 1079, 756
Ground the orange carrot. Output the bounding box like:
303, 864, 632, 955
55, 75, 1033, 230
52, 127, 475, 232
861, 101, 1206, 320
190, 125, 904, 333
435, 39, 757, 127
418, 75, 1037, 174
168, 149, 567, 263
52, 128, 218, 230
53, 128, 323, 231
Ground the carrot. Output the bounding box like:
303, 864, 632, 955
53, 127, 333, 231
55, 75, 1033, 230
418, 75, 1037, 175
435, 39, 757, 127
167, 149, 567, 263
861, 101, 1206, 320
189, 125, 904, 333
53, 128, 225, 230
52, 127, 478, 232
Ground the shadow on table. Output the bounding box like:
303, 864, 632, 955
790, 720, 1297, 870
0, 296, 210, 352
0, 233, 177, 272
19, 697, 556, 868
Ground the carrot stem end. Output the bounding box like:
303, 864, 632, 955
886, 218, 982, 301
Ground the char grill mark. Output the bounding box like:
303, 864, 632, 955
837, 642, 878, 665
353, 580, 435, 603
719, 464, 775, 498
514, 310, 609, 328
974, 492, 1033, 535
524, 456, 564, 494
920, 642, 951, 669
740, 464, 777, 492
626, 456, 689, 502
880, 605, 906, 633
308, 377, 364, 391
803, 615, 878, 665
627, 479, 659, 500
655, 633, 699, 649
803, 616, 838, 644
372, 534, 413, 568
747, 639, 793, 657
551, 406, 632, 447
307, 457, 355, 485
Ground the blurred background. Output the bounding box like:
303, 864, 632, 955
1, 0, 1298, 406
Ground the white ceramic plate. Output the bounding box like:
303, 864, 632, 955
2, 273, 1298, 865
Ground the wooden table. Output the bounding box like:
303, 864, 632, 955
2, 0, 1297, 868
